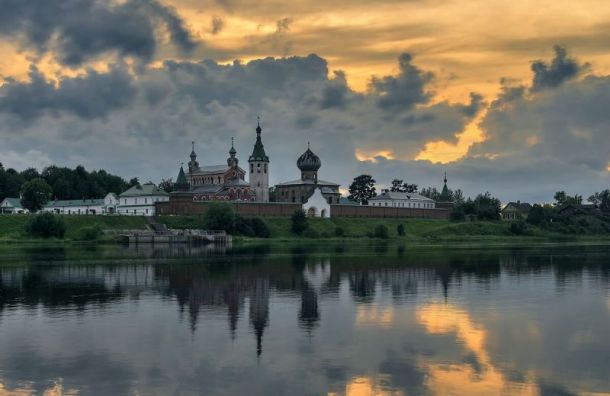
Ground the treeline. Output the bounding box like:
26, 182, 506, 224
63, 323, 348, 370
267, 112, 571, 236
0, 163, 137, 202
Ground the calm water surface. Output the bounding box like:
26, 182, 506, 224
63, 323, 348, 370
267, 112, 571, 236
0, 242, 609, 395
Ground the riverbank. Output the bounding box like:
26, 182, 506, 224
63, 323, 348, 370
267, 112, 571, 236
2, 214, 609, 244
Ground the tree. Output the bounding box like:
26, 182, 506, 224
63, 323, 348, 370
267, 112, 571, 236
527, 204, 553, 225
390, 179, 418, 193
396, 223, 406, 236
24, 213, 66, 238
159, 178, 174, 193
291, 209, 308, 235
348, 175, 377, 205
373, 224, 389, 239
21, 178, 53, 212
554, 191, 582, 207
420, 187, 440, 201
203, 203, 236, 232
589, 190, 610, 212
473, 192, 501, 221
452, 189, 465, 203
268, 186, 277, 202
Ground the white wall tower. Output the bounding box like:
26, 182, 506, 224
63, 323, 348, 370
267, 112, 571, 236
248, 118, 270, 202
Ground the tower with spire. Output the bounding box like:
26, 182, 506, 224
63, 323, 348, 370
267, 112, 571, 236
248, 117, 270, 202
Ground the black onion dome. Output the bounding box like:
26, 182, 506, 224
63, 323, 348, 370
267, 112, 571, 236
297, 147, 321, 171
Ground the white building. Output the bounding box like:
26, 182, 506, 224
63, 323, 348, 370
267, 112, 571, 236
303, 187, 331, 218
42, 193, 119, 215
368, 191, 436, 209
0, 198, 28, 214
118, 183, 169, 216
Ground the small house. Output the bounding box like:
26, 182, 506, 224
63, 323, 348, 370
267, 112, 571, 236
501, 201, 532, 221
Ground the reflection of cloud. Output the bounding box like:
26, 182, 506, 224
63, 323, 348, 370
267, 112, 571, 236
328, 375, 404, 396
0, 380, 78, 396
355, 306, 394, 328
416, 304, 539, 396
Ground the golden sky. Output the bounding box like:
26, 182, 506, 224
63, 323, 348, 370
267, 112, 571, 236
1, 0, 610, 166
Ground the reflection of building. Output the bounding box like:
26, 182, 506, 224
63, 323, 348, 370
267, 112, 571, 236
275, 143, 341, 205
249, 278, 270, 357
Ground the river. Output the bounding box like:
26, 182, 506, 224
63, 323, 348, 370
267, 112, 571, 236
0, 242, 609, 395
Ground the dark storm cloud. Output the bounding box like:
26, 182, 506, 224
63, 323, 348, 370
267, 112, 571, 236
0, 0, 196, 66
457, 92, 485, 117
531, 45, 585, 92
211, 16, 225, 35
0, 65, 136, 119
370, 53, 434, 111
0, 52, 483, 199
320, 71, 350, 109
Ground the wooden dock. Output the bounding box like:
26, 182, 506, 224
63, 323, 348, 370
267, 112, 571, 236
116, 229, 232, 245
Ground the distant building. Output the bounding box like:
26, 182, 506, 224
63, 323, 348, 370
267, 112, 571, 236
118, 183, 169, 216
436, 172, 454, 209
42, 193, 119, 215
248, 119, 270, 202
501, 201, 532, 221
0, 198, 28, 214
303, 187, 331, 217
173, 121, 270, 202
275, 143, 341, 205
368, 191, 436, 208
556, 203, 598, 216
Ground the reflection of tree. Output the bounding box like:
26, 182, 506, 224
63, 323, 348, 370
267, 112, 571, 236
298, 285, 320, 332
349, 271, 377, 303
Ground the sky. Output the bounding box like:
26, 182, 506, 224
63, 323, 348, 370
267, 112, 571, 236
1, 0, 610, 202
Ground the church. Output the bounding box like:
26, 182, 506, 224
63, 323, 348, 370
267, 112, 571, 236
274, 143, 341, 205
172, 120, 270, 202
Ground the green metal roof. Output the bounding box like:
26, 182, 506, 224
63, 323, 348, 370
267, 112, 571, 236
45, 199, 104, 208
120, 183, 169, 197
249, 124, 269, 162
1, 198, 23, 208
175, 166, 188, 185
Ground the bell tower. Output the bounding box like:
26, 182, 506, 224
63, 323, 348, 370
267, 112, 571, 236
248, 118, 270, 202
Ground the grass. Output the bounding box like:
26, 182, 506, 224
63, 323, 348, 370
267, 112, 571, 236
2, 213, 610, 244
0, 215, 148, 242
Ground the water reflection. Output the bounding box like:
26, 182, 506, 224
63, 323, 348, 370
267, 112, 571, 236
0, 244, 609, 395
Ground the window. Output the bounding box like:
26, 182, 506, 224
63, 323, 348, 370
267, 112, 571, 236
135, 198, 138, 204
250, 164, 254, 173
328, 197, 332, 204
264, 164, 267, 174
144, 198, 147, 204
124, 199, 127, 204
146, 209, 148, 214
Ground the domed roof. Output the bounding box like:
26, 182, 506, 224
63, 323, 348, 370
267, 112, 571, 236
297, 145, 321, 172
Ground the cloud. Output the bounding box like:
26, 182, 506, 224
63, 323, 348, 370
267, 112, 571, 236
369, 53, 434, 111
211, 16, 225, 35
0, 65, 136, 120
531, 45, 586, 92
0, 0, 197, 66
0, 52, 479, 195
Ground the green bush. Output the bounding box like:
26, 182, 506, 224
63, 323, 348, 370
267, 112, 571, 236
335, 226, 345, 237
76, 224, 104, 241
450, 206, 466, 222
509, 221, 528, 236
396, 223, 406, 236
373, 224, 389, 239
203, 203, 236, 232
250, 217, 271, 238
291, 209, 308, 235
24, 213, 67, 238
303, 228, 320, 238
